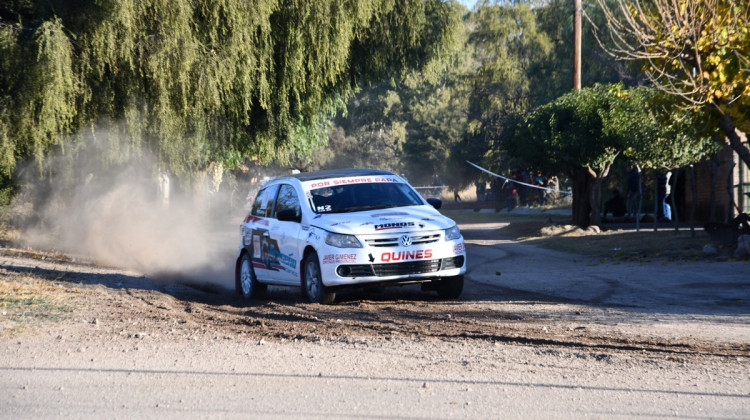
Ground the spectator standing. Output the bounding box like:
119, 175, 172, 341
656, 171, 672, 221
534, 170, 547, 206
475, 180, 486, 201
625, 165, 641, 218
546, 175, 559, 205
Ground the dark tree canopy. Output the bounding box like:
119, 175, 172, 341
0, 0, 462, 177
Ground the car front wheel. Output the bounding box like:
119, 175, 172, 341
303, 252, 335, 304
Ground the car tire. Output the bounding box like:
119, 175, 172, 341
303, 252, 335, 304
435, 275, 463, 299
238, 252, 266, 299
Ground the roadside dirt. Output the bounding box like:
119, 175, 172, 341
2, 222, 748, 364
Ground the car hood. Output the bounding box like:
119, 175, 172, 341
310, 205, 455, 235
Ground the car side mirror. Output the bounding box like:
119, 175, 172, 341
277, 208, 301, 223
426, 198, 442, 210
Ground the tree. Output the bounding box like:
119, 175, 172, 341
299, 0, 469, 187
453, 2, 553, 182
0, 0, 463, 182
593, 0, 750, 168
503, 83, 714, 227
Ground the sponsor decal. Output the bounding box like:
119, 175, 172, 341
306, 230, 321, 243
253, 235, 261, 259
308, 177, 400, 189
374, 222, 415, 231
244, 215, 270, 226
276, 252, 297, 270
322, 254, 357, 264
316, 205, 332, 213
250, 229, 296, 271
380, 249, 433, 262
453, 243, 465, 255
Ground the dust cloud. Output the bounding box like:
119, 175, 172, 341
15, 139, 253, 292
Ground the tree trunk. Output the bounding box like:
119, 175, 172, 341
690, 165, 696, 238
719, 113, 750, 169
589, 176, 604, 226
571, 167, 592, 227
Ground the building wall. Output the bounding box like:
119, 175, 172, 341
681, 133, 749, 223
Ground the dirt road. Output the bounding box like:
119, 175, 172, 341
1, 221, 749, 418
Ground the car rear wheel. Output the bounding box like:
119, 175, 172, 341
304, 252, 335, 304
238, 252, 266, 299
435, 275, 463, 299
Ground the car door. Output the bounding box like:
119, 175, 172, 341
246, 184, 279, 283
269, 183, 303, 285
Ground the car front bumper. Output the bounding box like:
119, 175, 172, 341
317, 239, 466, 287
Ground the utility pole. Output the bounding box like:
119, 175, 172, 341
573, 0, 582, 90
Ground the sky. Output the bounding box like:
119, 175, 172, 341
459, 0, 478, 9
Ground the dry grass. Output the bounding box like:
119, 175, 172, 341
525, 226, 711, 260
0, 270, 77, 337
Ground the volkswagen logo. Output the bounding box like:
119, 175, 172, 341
399, 235, 412, 247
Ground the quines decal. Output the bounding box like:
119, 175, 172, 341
381, 249, 433, 262
374, 222, 415, 231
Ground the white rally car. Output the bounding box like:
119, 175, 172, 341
235, 169, 466, 304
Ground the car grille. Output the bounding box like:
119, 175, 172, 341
338, 256, 464, 277
364, 233, 441, 247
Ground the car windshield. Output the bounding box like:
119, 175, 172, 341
308, 182, 424, 214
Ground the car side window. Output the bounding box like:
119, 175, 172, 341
251, 185, 279, 217
275, 184, 300, 217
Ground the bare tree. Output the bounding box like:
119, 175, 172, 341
591, 0, 750, 167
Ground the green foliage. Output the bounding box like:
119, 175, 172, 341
614, 88, 719, 170
0, 0, 460, 180
466, 3, 552, 138
296, 0, 468, 186
505, 84, 715, 175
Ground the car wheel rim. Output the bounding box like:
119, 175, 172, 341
241, 258, 252, 295
305, 260, 320, 300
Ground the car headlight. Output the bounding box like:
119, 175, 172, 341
445, 225, 461, 241
325, 232, 363, 248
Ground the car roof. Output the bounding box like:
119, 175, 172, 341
285, 168, 398, 182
